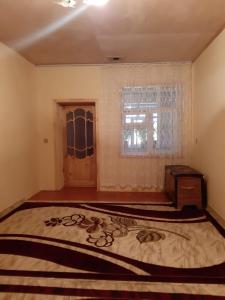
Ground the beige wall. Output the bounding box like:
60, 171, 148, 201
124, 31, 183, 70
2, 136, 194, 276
35, 66, 101, 190
0, 42, 38, 211
36, 64, 192, 192
192, 29, 225, 220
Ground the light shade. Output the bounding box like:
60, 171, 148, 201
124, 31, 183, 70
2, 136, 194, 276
84, 0, 109, 6
55, 0, 109, 7
55, 0, 77, 7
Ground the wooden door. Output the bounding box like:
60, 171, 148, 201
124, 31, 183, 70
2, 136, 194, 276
63, 105, 96, 187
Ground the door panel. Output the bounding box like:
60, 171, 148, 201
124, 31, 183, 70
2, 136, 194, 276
63, 105, 96, 187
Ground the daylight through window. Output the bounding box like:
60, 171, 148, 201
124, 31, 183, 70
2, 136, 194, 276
121, 85, 181, 156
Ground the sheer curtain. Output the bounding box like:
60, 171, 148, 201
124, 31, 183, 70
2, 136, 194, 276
121, 85, 182, 156
99, 63, 192, 192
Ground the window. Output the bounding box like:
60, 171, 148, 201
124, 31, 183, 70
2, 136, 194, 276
121, 85, 181, 156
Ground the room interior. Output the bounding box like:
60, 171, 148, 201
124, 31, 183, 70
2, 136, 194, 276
0, 0, 225, 298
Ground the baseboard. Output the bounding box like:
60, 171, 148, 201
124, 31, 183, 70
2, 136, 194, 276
207, 206, 225, 230
0, 198, 25, 219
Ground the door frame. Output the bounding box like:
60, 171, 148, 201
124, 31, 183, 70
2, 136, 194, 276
54, 99, 100, 190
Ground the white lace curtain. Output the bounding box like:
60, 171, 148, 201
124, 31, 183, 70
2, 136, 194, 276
99, 63, 192, 192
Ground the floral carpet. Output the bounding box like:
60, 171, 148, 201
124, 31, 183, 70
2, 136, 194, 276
0, 201, 225, 299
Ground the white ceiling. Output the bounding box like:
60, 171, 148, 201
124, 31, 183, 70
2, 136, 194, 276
0, 0, 225, 65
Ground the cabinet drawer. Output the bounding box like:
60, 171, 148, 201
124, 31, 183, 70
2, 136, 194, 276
177, 177, 202, 206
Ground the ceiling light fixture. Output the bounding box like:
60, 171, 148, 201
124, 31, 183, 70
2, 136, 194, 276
55, 0, 109, 8
55, 0, 77, 8
84, 0, 109, 6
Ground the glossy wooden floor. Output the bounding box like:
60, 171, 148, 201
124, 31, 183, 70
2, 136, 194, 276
29, 187, 169, 203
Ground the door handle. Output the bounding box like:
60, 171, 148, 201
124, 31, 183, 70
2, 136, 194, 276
180, 186, 195, 190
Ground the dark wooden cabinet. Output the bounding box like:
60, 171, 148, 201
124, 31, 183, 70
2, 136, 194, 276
164, 165, 206, 209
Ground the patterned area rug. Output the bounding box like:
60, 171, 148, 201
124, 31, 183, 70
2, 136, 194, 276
0, 201, 225, 299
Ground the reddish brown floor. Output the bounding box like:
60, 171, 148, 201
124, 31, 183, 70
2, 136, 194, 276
29, 187, 169, 203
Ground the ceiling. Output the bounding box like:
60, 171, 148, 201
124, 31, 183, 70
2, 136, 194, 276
0, 0, 225, 65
